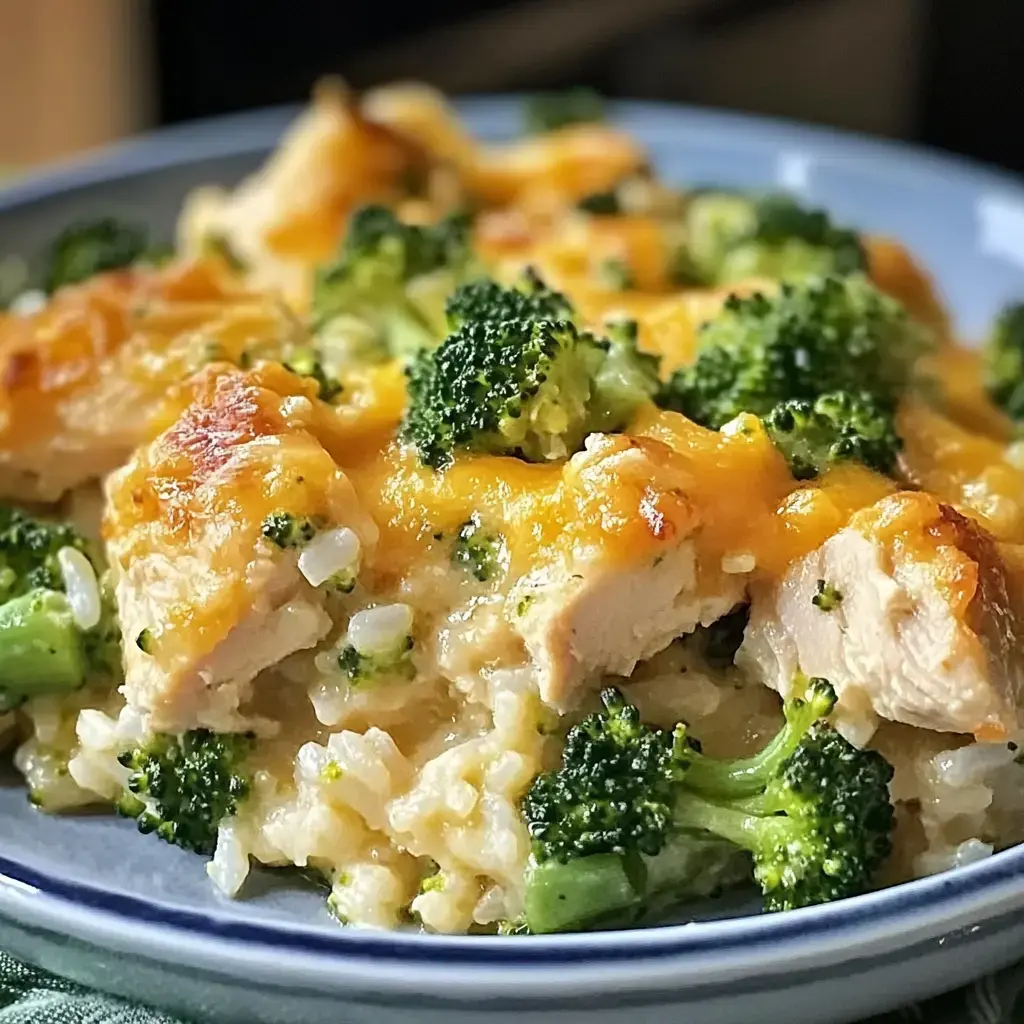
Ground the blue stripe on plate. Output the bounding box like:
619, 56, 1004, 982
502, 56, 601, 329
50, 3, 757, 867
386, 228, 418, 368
1, 845, 1023, 965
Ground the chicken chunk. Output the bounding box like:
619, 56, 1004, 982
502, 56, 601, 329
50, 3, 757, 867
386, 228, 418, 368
177, 78, 427, 306
361, 81, 646, 214
510, 433, 746, 708
739, 492, 1024, 739
0, 258, 292, 502
104, 362, 377, 731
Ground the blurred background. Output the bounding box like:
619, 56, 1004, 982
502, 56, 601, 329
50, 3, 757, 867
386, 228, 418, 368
0, 0, 1022, 175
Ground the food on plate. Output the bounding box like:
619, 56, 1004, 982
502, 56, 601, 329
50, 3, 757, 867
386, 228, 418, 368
2, 80, 1024, 935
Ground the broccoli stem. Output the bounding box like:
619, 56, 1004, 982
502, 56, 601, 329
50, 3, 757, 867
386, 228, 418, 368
682, 682, 829, 799
671, 792, 808, 873
671, 792, 764, 850
523, 854, 642, 934
0, 590, 86, 700
522, 833, 749, 934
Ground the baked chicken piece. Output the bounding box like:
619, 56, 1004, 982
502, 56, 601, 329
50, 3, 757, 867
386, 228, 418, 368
509, 432, 746, 708
104, 362, 377, 731
0, 258, 297, 503
739, 491, 1024, 739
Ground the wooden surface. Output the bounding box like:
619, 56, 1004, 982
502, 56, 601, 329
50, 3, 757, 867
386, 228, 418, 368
0, 0, 152, 167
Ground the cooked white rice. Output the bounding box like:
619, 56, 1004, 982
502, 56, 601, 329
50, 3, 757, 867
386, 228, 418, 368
56, 546, 102, 630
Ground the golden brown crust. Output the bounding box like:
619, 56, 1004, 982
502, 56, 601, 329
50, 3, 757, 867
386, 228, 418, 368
0, 258, 260, 501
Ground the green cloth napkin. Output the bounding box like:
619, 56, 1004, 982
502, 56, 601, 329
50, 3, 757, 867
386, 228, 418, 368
3, 951, 1024, 1024
0, 955, 187, 1024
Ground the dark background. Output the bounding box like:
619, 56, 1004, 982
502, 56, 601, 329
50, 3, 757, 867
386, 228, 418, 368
151, 0, 1024, 176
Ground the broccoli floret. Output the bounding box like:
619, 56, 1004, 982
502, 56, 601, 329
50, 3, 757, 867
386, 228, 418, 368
282, 347, 343, 403
117, 729, 253, 855
594, 258, 633, 291
451, 513, 505, 582
42, 217, 152, 293
682, 192, 865, 286
524, 688, 688, 863
520, 680, 894, 932
523, 88, 605, 134
261, 512, 320, 549
336, 605, 415, 687
337, 635, 414, 686
812, 580, 843, 612
0, 506, 116, 710
577, 190, 621, 216
403, 316, 659, 469
764, 389, 901, 480
313, 205, 477, 357
81, 575, 123, 677
0, 504, 91, 598
658, 275, 928, 429
983, 302, 1024, 420
676, 681, 894, 912
592, 318, 661, 424
444, 270, 574, 330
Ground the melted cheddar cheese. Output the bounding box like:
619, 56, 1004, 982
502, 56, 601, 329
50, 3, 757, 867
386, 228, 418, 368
105, 364, 357, 654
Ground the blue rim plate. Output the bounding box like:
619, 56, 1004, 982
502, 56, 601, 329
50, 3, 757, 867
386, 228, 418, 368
3, 97, 1024, 1013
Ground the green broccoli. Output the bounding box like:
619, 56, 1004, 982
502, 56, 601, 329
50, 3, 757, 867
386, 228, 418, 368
42, 217, 152, 293
336, 604, 416, 686
116, 729, 253, 855
523, 689, 687, 864
0, 591, 85, 709
312, 205, 477, 357
522, 831, 748, 936
444, 270, 574, 329
337, 635, 414, 686
451, 513, 505, 582
282, 347, 343, 403
764, 390, 901, 480
261, 512, 321, 549
523, 88, 605, 134
681, 191, 865, 286
657, 274, 929, 430
520, 680, 894, 933
81, 576, 123, 677
594, 258, 633, 291
577, 190, 621, 216
983, 302, 1024, 420
403, 315, 659, 469
676, 681, 894, 912
0, 505, 91, 597
812, 580, 844, 612
418, 864, 446, 895
0, 506, 117, 710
